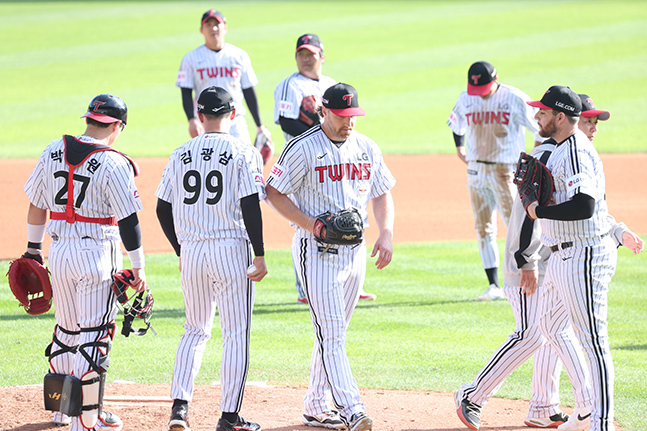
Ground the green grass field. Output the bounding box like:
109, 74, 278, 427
1, 1, 647, 430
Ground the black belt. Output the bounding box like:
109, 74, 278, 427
550, 241, 573, 253
476, 160, 497, 165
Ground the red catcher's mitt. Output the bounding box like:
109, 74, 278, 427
7, 257, 53, 315
254, 128, 274, 165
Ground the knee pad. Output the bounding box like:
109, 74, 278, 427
43, 373, 67, 412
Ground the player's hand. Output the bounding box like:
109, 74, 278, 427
371, 230, 393, 269
622, 230, 644, 255
456, 146, 467, 165
130, 267, 147, 293
526, 202, 539, 220
189, 118, 204, 138
520, 268, 538, 295
247, 256, 268, 282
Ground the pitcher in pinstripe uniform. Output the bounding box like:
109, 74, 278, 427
156, 87, 267, 431
524, 85, 642, 431
266, 83, 395, 431
24, 94, 145, 431
448, 61, 541, 301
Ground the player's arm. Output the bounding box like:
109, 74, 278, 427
607, 216, 644, 255
25, 203, 48, 264
279, 116, 310, 137
181, 87, 204, 138
117, 212, 146, 292
529, 193, 595, 220
242, 87, 270, 136
265, 184, 315, 232
240, 193, 267, 281
155, 198, 181, 257
370, 191, 394, 269
453, 133, 467, 164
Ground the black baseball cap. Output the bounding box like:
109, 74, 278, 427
296, 33, 324, 54
201, 9, 225, 25
197, 86, 234, 115
322, 83, 365, 117
81, 94, 127, 125
579, 94, 610, 121
467, 61, 498, 96
528, 85, 582, 116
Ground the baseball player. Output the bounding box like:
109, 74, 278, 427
265, 82, 396, 431
577, 94, 610, 142
526, 86, 643, 431
24, 94, 146, 431
177, 9, 272, 147
447, 61, 541, 301
273, 33, 377, 303
156, 86, 267, 431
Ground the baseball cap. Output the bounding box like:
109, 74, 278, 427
467, 61, 498, 96
579, 94, 610, 121
81, 94, 127, 125
527, 85, 582, 116
322, 83, 366, 117
296, 33, 324, 54
201, 9, 225, 25
197, 86, 234, 115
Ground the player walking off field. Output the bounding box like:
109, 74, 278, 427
24, 94, 146, 431
156, 87, 267, 431
177, 9, 272, 147
525, 85, 643, 431
447, 61, 540, 301
266, 82, 395, 431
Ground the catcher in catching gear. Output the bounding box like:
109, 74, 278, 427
513, 152, 554, 218
7, 252, 52, 315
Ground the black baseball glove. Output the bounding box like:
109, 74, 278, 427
513, 152, 555, 217
313, 208, 364, 245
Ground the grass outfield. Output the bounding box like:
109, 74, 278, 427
1, 242, 646, 430
1, 1, 647, 158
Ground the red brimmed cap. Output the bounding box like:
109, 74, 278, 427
578, 94, 610, 121
527, 85, 582, 116
467, 61, 498, 96
322, 83, 366, 117
81, 94, 127, 124
296, 33, 324, 54
201, 9, 225, 25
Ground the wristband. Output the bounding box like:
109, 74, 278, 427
27, 223, 46, 243
127, 246, 145, 269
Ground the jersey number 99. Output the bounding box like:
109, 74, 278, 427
183, 169, 223, 205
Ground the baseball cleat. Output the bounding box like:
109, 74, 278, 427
454, 390, 481, 430
557, 407, 591, 431
216, 416, 261, 431
348, 412, 372, 431
53, 411, 72, 426
359, 291, 377, 300
476, 284, 505, 301
302, 410, 345, 429
168, 404, 191, 431
524, 411, 568, 428
297, 296, 309, 304
94, 411, 124, 431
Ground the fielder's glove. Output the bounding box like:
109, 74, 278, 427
313, 208, 364, 245
513, 152, 555, 217
6, 254, 53, 315
254, 127, 274, 165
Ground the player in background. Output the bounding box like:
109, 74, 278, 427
447, 61, 541, 301
273, 33, 376, 303
266, 83, 395, 431
526, 86, 643, 431
156, 87, 267, 431
177, 9, 272, 148
577, 94, 610, 142
24, 94, 146, 431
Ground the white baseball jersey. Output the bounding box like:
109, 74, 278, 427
176, 43, 258, 118
155, 133, 266, 243
273, 72, 336, 142
447, 83, 539, 163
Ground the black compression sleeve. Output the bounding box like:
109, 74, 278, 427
453, 132, 465, 148
156, 199, 181, 256
240, 194, 264, 257
181, 87, 195, 120
535, 193, 596, 221
278, 116, 310, 137
242, 87, 262, 127
118, 213, 142, 251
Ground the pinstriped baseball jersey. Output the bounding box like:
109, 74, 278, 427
447, 84, 539, 163
267, 125, 396, 234
273, 72, 337, 142
155, 132, 266, 243
541, 130, 611, 245
24, 135, 142, 241
176, 44, 258, 117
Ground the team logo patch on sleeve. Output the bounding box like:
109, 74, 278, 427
254, 174, 265, 186
566, 173, 584, 192
270, 164, 285, 178
279, 101, 293, 113
177, 71, 187, 81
